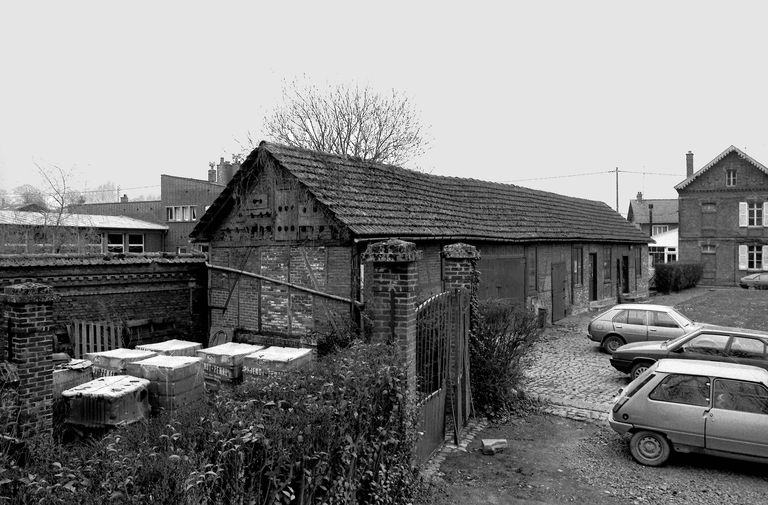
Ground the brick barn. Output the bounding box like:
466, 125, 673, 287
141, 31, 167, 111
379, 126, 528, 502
190, 142, 650, 345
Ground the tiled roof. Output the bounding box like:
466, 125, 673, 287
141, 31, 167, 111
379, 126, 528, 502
0, 210, 168, 231
627, 199, 678, 224
675, 145, 768, 190
0, 253, 206, 268
192, 142, 651, 244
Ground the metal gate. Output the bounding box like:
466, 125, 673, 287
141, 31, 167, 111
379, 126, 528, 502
414, 288, 471, 464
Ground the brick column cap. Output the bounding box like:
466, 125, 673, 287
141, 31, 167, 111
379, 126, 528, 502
442, 243, 480, 260
362, 239, 422, 263
1, 282, 60, 304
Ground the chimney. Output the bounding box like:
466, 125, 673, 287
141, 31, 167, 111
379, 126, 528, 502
207, 162, 217, 183
120, 194, 129, 203
636, 191, 643, 202
686, 151, 694, 177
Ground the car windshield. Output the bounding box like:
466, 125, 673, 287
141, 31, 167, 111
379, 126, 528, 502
662, 329, 697, 348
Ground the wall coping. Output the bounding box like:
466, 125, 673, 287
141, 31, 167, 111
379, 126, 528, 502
442, 243, 480, 260
1, 282, 60, 304
362, 239, 422, 263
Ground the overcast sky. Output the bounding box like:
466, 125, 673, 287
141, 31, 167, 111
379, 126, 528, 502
2, 1, 768, 216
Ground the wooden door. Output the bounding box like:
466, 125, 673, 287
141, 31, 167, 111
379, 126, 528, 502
551, 262, 567, 322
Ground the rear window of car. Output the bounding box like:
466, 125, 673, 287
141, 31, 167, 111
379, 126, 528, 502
729, 337, 767, 359
714, 379, 768, 414
649, 374, 710, 406
613, 309, 646, 325
651, 311, 679, 328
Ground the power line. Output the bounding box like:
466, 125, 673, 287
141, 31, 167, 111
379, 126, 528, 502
505, 169, 680, 183
5, 184, 160, 198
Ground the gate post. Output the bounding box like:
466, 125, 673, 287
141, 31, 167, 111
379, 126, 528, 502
362, 239, 421, 395
1, 282, 59, 439
442, 242, 480, 327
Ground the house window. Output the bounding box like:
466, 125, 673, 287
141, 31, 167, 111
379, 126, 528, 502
572, 246, 583, 285
166, 205, 198, 222
701, 244, 716, 254
84, 231, 102, 253
603, 247, 612, 280
726, 169, 737, 187
176, 246, 188, 254
107, 233, 124, 253
166, 207, 174, 221
666, 248, 677, 263
702, 202, 717, 213
651, 225, 669, 236
191, 206, 197, 220
127, 234, 144, 253
649, 246, 665, 266
748, 202, 763, 226
748, 246, 763, 270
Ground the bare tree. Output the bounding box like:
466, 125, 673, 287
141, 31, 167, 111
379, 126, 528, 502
12, 184, 48, 209
262, 81, 428, 167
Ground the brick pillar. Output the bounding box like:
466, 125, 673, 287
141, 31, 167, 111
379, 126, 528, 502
362, 239, 421, 395
1, 282, 59, 439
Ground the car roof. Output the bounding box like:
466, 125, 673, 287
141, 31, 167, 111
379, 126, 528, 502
695, 323, 768, 337
656, 359, 768, 383
611, 303, 678, 311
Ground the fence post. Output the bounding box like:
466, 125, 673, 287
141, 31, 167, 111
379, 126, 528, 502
362, 239, 421, 396
1, 282, 59, 439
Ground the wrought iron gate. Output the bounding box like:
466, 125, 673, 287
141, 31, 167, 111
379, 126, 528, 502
414, 288, 471, 464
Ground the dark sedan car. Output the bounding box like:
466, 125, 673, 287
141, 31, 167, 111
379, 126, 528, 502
740, 272, 768, 289
610, 325, 768, 379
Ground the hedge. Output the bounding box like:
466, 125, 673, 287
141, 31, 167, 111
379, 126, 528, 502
653, 262, 704, 293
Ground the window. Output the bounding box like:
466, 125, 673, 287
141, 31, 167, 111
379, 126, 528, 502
714, 379, 768, 414
651, 225, 669, 236
702, 244, 716, 254
749, 245, 763, 270
127, 234, 144, 253
176, 246, 188, 254
107, 233, 124, 253
681, 333, 729, 355
702, 202, 717, 213
649, 374, 710, 406
166, 205, 198, 222
613, 309, 646, 325
729, 337, 766, 359
726, 169, 737, 187
603, 247, 612, 280
649, 246, 665, 266
666, 248, 677, 263
572, 246, 583, 285
748, 202, 763, 226
651, 311, 679, 329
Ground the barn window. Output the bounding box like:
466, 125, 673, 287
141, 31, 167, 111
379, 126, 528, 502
726, 169, 737, 187
127, 234, 144, 253
603, 247, 612, 280
107, 233, 124, 253
572, 246, 583, 285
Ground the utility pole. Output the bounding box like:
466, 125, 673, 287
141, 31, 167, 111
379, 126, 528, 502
615, 167, 619, 213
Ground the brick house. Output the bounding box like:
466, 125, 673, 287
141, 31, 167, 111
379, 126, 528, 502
627, 192, 679, 267
0, 210, 167, 254
676, 146, 768, 286
71, 164, 234, 253
190, 142, 651, 344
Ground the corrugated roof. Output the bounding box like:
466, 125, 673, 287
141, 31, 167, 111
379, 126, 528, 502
675, 145, 768, 190
192, 142, 651, 244
628, 199, 678, 224
0, 210, 168, 231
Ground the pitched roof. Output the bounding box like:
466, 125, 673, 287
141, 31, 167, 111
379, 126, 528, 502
192, 142, 650, 244
0, 210, 168, 231
675, 145, 768, 190
0, 253, 205, 268
627, 198, 678, 224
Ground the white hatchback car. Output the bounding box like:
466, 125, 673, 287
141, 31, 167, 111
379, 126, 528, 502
609, 359, 768, 466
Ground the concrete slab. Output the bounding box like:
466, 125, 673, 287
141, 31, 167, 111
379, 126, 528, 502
136, 339, 203, 357
243, 346, 314, 376
62, 375, 150, 427
84, 348, 157, 373
197, 342, 264, 367
125, 355, 203, 382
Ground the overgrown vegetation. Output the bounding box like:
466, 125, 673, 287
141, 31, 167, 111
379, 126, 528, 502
0, 342, 421, 505
469, 300, 541, 418
653, 262, 703, 293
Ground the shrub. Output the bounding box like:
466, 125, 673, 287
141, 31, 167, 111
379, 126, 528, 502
469, 300, 540, 418
0, 342, 420, 505
653, 262, 704, 293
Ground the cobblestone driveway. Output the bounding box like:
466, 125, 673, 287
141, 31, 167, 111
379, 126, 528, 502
520, 288, 711, 422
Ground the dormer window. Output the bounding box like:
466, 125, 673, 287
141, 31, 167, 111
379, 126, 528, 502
726, 168, 737, 187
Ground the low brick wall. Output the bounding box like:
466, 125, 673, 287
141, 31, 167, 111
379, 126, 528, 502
0, 254, 208, 351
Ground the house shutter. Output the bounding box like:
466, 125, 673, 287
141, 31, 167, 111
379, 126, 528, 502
763, 246, 768, 269
763, 202, 768, 227
738, 245, 748, 270
739, 202, 748, 227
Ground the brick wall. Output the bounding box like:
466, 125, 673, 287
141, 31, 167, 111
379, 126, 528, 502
0, 255, 208, 350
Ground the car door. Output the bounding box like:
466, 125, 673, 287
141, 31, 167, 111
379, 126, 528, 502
706, 379, 768, 457
613, 309, 648, 344
644, 373, 709, 448
648, 310, 686, 342
671, 333, 730, 362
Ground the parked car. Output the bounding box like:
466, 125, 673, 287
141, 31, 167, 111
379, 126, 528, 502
609, 359, 768, 466
587, 304, 697, 354
739, 272, 768, 289
610, 325, 768, 379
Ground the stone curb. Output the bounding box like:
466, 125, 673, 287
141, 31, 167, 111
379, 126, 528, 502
420, 417, 489, 481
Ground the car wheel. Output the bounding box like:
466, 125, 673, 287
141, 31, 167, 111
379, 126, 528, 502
602, 335, 626, 354
630, 361, 653, 379
630, 430, 671, 466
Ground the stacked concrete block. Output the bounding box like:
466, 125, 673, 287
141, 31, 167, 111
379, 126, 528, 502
84, 348, 157, 377
53, 359, 93, 398
242, 346, 314, 381
62, 375, 150, 427
126, 356, 204, 413
196, 342, 263, 383
136, 339, 203, 357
